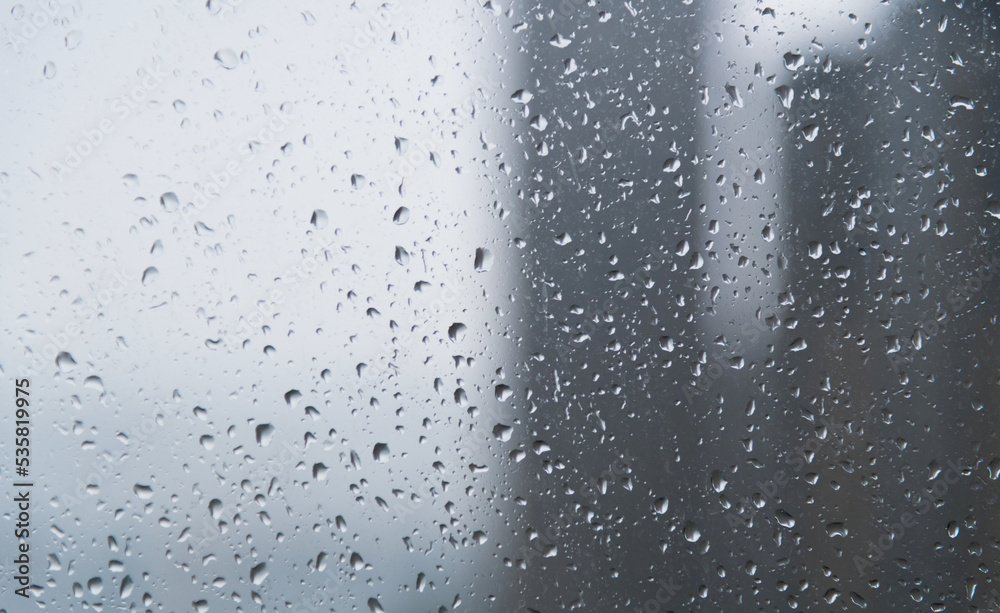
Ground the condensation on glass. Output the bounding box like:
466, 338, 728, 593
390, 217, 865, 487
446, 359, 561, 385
1, 0, 998, 612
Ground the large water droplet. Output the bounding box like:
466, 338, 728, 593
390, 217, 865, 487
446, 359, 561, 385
448, 322, 468, 342
249, 562, 268, 585
474, 247, 494, 272
255, 424, 274, 447
214, 48, 239, 69
56, 351, 77, 372
141, 267, 159, 286
160, 192, 179, 212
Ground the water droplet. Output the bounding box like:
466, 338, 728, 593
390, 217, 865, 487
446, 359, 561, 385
987, 458, 1000, 480
214, 48, 239, 69
393, 206, 410, 224
783, 51, 804, 71
474, 248, 494, 272
448, 322, 468, 342
160, 192, 179, 212
141, 267, 159, 286
350, 552, 365, 570
683, 521, 701, 542
56, 351, 77, 372
826, 522, 848, 537
711, 470, 727, 492
83, 376, 104, 393
549, 34, 571, 48
493, 424, 513, 441
724, 83, 743, 108
64, 30, 82, 49
373, 442, 390, 462
511, 89, 534, 103
87, 577, 103, 595
255, 424, 274, 447
284, 389, 302, 409
249, 562, 268, 585
949, 95, 974, 110
495, 384, 513, 401
775, 509, 796, 528
775, 85, 794, 109
653, 497, 669, 514
310, 209, 328, 228
133, 484, 153, 499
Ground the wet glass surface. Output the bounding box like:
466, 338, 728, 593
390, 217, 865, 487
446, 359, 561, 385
2, 0, 1000, 611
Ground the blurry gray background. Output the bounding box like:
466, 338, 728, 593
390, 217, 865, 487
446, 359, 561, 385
1, 0, 999, 611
